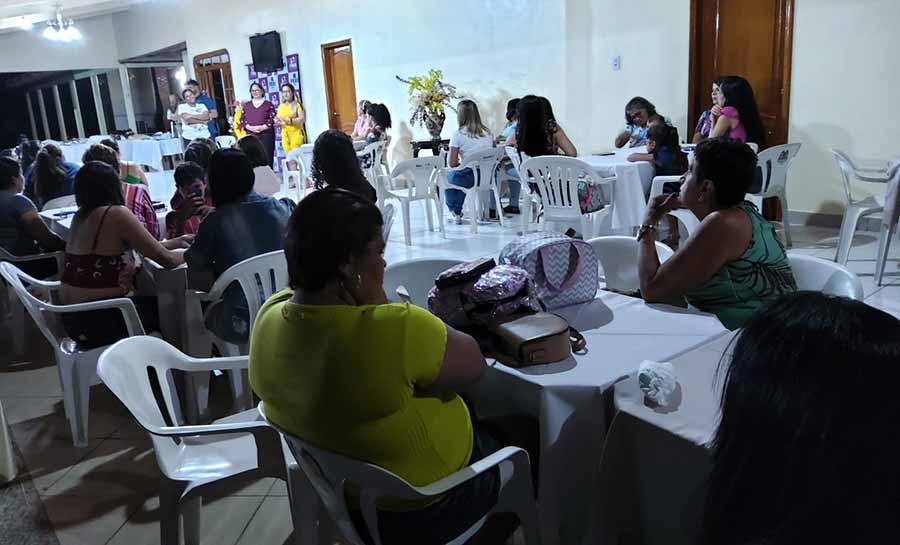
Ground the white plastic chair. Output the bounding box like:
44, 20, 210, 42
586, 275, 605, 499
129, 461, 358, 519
587, 236, 674, 293
437, 147, 505, 233
215, 135, 237, 149
41, 195, 77, 211
832, 149, 892, 266
382, 258, 464, 305
382, 157, 444, 245
145, 170, 177, 203
201, 250, 288, 408
0, 247, 65, 355
298, 143, 315, 179
787, 252, 864, 300
520, 156, 616, 239
647, 176, 701, 238
381, 203, 395, 244
0, 261, 151, 447
281, 147, 306, 202
258, 401, 541, 545
97, 336, 288, 545
506, 146, 541, 235
358, 140, 387, 190
750, 143, 801, 247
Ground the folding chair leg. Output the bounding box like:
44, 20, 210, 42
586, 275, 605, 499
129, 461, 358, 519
159, 479, 189, 545
424, 199, 434, 231
181, 496, 202, 545
402, 200, 412, 246
434, 196, 446, 238
875, 224, 895, 286
835, 207, 864, 264
779, 192, 793, 248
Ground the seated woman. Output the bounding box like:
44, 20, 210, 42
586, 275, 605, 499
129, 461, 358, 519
25, 143, 80, 210
185, 148, 295, 344
183, 139, 215, 171
706, 76, 766, 148
82, 144, 161, 240
237, 135, 280, 196
100, 138, 147, 186
60, 162, 191, 348
250, 189, 515, 545
637, 137, 796, 330
0, 157, 65, 278
691, 81, 721, 143
703, 292, 900, 545
445, 99, 495, 222
311, 129, 376, 202
350, 99, 372, 141
615, 97, 666, 149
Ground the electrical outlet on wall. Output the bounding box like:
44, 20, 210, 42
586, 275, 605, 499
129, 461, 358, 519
612, 55, 622, 71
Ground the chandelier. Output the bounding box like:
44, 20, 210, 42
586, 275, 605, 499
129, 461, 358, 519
42, 7, 81, 42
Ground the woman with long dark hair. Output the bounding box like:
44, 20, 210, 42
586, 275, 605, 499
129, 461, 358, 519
27, 143, 79, 209
512, 95, 577, 158
708, 76, 766, 148
365, 103, 392, 144
239, 82, 276, 166
311, 129, 376, 202
703, 291, 900, 544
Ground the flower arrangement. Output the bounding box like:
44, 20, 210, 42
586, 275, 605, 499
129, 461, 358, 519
396, 69, 459, 138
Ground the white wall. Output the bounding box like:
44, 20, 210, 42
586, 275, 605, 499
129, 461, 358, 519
787, 0, 900, 215
108, 0, 900, 216
0, 15, 121, 72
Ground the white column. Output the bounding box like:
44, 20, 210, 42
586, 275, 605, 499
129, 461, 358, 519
52, 85, 67, 141
35, 89, 50, 140
90, 74, 106, 135
25, 92, 38, 140
70, 80, 85, 138
118, 66, 137, 132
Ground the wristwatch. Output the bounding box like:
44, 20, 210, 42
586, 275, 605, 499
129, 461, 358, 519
636, 224, 657, 242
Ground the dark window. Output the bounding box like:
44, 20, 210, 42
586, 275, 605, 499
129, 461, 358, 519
41, 88, 61, 140
75, 78, 100, 137
96, 73, 117, 134
59, 84, 78, 138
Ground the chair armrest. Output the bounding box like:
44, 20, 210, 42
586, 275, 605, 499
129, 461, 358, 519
152, 419, 270, 438
51, 297, 147, 336
857, 173, 891, 183
5, 250, 65, 265
413, 446, 530, 497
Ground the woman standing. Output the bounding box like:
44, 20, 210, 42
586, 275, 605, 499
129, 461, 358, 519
239, 83, 276, 167
275, 83, 306, 155
177, 89, 211, 148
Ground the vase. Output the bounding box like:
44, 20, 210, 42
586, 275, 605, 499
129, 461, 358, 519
424, 112, 445, 140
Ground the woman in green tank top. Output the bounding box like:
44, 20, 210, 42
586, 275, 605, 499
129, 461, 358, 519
638, 138, 796, 330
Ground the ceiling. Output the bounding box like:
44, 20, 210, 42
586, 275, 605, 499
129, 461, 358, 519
0, 0, 145, 34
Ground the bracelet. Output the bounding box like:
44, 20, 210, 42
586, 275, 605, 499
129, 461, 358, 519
636, 224, 657, 241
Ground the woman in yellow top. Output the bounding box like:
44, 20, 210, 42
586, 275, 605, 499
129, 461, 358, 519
231, 99, 246, 139
275, 83, 305, 154
250, 189, 520, 545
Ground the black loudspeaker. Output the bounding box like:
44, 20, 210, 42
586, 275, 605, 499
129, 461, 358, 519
249, 31, 284, 74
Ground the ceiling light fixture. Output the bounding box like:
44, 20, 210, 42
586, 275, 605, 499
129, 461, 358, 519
43, 6, 81, 42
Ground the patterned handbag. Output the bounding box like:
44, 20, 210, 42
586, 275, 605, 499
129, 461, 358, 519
499, 232, 599, 309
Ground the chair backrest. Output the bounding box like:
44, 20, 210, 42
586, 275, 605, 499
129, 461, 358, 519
521, 155, 610, 220
281, 148, 306, 200
145, 170, 177, 202
298, 143, 315, 175
587, 236, 674, 293
207, 250, 288, 332
41, 195, 77, 211
358, 140, 387, 186
0, 261, 67, 350
505, 146, 524, 172
754, 143, 801, 197
747, 142, 759, 154
381, 203, 395, 243
832, 149, 862, 205
787, 253, 864, 300
259, 401, 426, 545
464, 147, 504, 189
215, 135, 237, 149
390, 156, 442, 198
383, 258, 464, 305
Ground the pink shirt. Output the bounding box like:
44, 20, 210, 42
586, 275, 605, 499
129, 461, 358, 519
353, 115, 372, 138
721, 106, 748, 143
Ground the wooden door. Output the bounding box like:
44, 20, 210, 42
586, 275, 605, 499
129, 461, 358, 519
322, 40, 358, 134
689, 0, 794, 147
193, 49, 235, 134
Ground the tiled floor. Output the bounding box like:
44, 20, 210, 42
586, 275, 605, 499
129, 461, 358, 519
1, 205, 898, 545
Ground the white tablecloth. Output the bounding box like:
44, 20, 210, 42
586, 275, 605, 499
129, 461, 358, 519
145, 171, 177, 203
55, 138, 183, 172
40, 205, 169, 239
580, 147, 654, 235
468, 291, 728, 544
